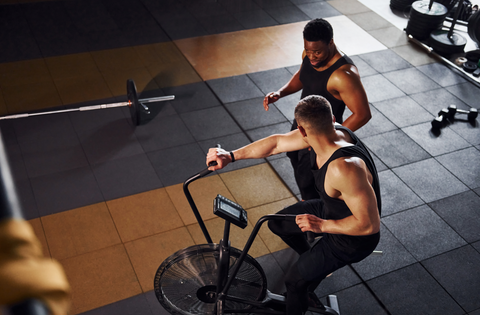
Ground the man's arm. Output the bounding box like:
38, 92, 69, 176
263, 69, 303, 111
206, 129, 309, 171
295, 157, 380, 236
330, 65, 371, 132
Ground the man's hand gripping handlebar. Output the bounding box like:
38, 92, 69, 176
207, 147, 233, 171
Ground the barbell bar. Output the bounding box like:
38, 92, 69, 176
0, 79, 174, 126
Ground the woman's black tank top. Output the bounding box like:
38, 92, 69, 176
311, 125, 381, 253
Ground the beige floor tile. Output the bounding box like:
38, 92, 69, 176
41, 203, 121, 260
187, 216, 270, 258
147, 59, 202, 88
101, 67, 159, 97
219, 163, 293, 210
45, 53, 100, 80
91, 47, 145, 73
134, 42, 188, 67
165, 174, 237, 226
368, 26, 409, 48
28, 218, 51, 258
60, 244, 142, 314
347, 11, 393, 31
0, 59, 51, 87
124, 227, 196, 292
107, 188, 185, 243
328, 0, 371, 15
2, 80, 63, 114
392, 43, 437, 67
54, 73, 113, 105
246, 197, 298, 253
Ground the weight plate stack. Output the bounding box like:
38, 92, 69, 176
429, 29, 467, 55
390, 0, 416, 12
406, 0, 448, 40
468, 10, 480, 46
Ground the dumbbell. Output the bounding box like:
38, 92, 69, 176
431, 108, 449, 130
447, 104, 478, 121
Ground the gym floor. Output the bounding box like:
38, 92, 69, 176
0, 0, 479, 314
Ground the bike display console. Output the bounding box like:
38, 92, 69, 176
214, 194, 248, 229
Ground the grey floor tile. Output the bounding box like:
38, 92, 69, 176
361, 74, 405, 103
350, 55, 378, 77
220, 0, 262, 13
362, 129, 430, 168
159, 16, 208, 40
327, 283, 389, 315
233, 9, 279, 29
369, 26, 409, 49
447, 82, 480, 108
92, 154, 163, 201
383, 67, 441, 95
474, 241, 480, 254
382, 205, 466, 261
185, 0, 230, 19
180, 106, 242, 141
402, 122, 471, 156
269, 156, 300, 196
31, 166, 104, 216
20, 137, 89, 178
273, 91, 302, 122
422, 245, 480, 313
162, 82, 221, 114
77, 120, 144, 165
272, 247, 299, 275
197, 132, 264, 173
372, 96, 433, 128
352, 223, 417, 280
286, 64, 301, 76
135, 114, 195, 152
392, 158, 469, 203
367, 263, 465, 315
377, 170, 424, 216
314, 265, 362, 298
144, 291, 170, 315
264, 5, 310, 24
147, 142, 209, 186
448, 117, 480, 146
225, 97, 287, 131
246, 122, 292, 161
247, 68, 293, 95
69, 106, 129, 133
436, 147, 480, 189
354, 105, 398, 139
78, 292, 155, 315
410, 88, 468, 116
370, 152, 388, 172
256, 253, 287, 293
207, 75, 264, 104
469, 308, 480, 315
253, 0, 293, 9
296, 1, 342, 19
347, 11, 392, 31
358, 50, 412, 73
429, 190, 480, 243
416, 62, 467, 87
197, 14, 244, 35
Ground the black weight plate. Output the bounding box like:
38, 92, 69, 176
411, 0, 448, 16
468, 10, 480, 46
429, 30, 467, 55
126, 79, 140, 126
406, 19, 444, 30
463, 60, 478, 72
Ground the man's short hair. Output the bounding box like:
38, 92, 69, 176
303, 18, 333, 43
295, 95, 333, 134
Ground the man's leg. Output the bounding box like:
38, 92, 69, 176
268, 200, 324, 255
287, 149, 320, 201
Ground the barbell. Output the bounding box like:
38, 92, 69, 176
0, 79, 174, 126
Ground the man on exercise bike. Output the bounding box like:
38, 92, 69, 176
206, 95, 381, 315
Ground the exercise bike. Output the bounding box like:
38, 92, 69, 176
153, 163, 341, 315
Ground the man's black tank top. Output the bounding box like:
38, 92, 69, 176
292, 55, 354, 130
312, 125, 381, 254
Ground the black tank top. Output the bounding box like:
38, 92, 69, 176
312, 125, 381, 253
297, 55, 355, 125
